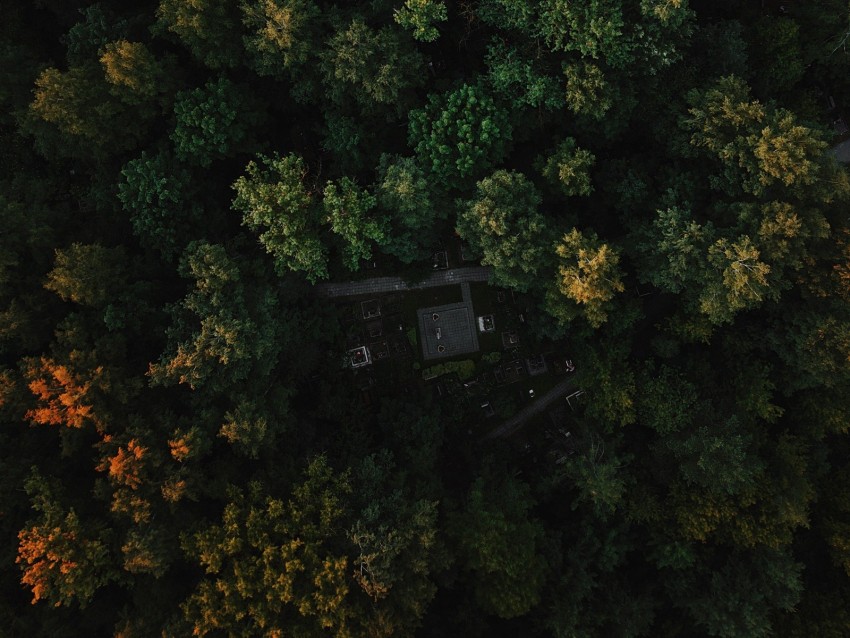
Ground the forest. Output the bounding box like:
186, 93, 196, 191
3, 0, 850, 636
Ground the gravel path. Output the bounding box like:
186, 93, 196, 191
314, 266, 493, 298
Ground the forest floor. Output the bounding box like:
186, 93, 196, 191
485, 376, 580, 439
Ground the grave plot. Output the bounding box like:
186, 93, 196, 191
477, 314, 495, 333
338, 302, 358, 325
348, 346, 372, 368
384, 313, 405, 334
370, 340, 390, 360
361, 298, 381, 319
366, 319, 383, 339
502, 331, 520, 349
432, 250, 449, 270
388, 334, 412, 358
525, 354, 548, 376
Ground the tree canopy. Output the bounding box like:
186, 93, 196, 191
3, 1, 850, 636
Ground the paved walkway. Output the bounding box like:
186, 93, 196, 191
314, 266, 492, 298
486, 376, 579, 439
461, 281, 472, 304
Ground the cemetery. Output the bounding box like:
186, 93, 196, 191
336, 277, 572, 425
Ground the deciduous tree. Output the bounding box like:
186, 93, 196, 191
149, 242, 280, 391
409, 84, 512, 188
684, 76, 826, 197
44, 244, 127, 309
27, 64, 145, 157
181, 458, 356, 636
99, 40, 174, 108
155, 0, 242, 69
240, 0, 319, 77
449, 471, 548, 618
117, 151, 203, 260
231, 153, 328, 282
538, 137, 595, 197
456, 170, 551, 292
323, 177, 387, 271
322, 19, 424, 113
394, 0, 448, 42
548, 227, 625, 328
16, 469, 117, 608
374, 155, 441, 263
171, 77, 263, 167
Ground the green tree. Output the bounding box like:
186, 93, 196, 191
394, 0, 448, 42
538, 0, 630, 66
44, 244, 127, 308
748, 17, 804, 94
63, 4, 129, 65
171, 77, 262, 167
691, 20, 749, 78
240, 0, 319, 77
563, 61, 613, 119
456, 170, 551, 292
149, 242, 280, 391
766, 301, 850, 392
323, 177, 387, 272
450, 471, 548, 618
409, 84, 512, 188
155, 0, 242, 69
218, 387, 293, 459
539, 137, 595, 197
322, 19, 424, 112
348, 453, 442, 636
560, 431, 631, 517
636, 205, 715, 294
231, 152, 328, 282
477, 0, 535, 31
181, 458, 356, 636
485, 41, 562, 111
374, 155, 441, 263
666, 417, 764, 497
671, 433, 815, 549
117, 151, 203, 259
669, 548, 803, 638
637, 364, 701, 436
377, 399, 443, 489
538, 0, 691, 70
573, 339, 637, 427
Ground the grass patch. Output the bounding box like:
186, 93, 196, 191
422, 359, 476, 381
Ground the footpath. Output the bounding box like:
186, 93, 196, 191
486, 376, 579, 439
314, 266, 492, 298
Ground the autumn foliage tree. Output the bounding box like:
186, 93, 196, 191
547, 227, 625, 328
17, 470, 117, 608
